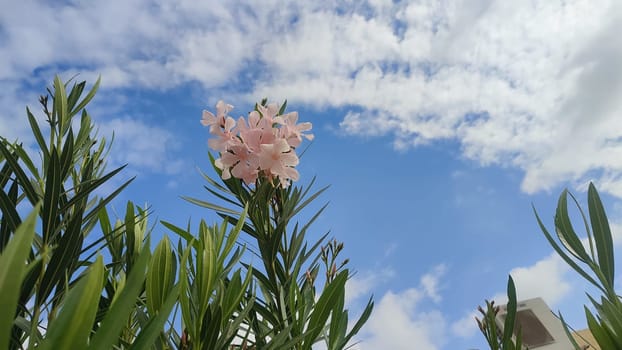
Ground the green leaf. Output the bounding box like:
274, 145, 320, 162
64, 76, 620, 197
74, 110, 93, 155
585, 306, 616, 350
0, 204, 39, 350
587, 183, 615, 289
558, 312, 583, 350
0, 187, 16, 251
341, 296, 374, 348
278, 100, 288, 115
66, 81, 85, 114
596, 297, 622, 342
222, 205, 247, 258
290, 185, 329, 219
59, 129, 74, 179
178, 243, 194, 337
304, 270, 348, 346
182, 195, 241, 216
204, 186, 243, 208
38, 206, 86, 305
27, 107, 50, 161
39, 255, 105, 350
0, 182, 22, 234
0, 140, 39, 204
53, 75, 69, 136
554, 190, 590, 262
82, 176, 134, 224
221, 268, 253, 321
502, 276, 517, 347
533, 205, 604, 293
124, 201, 137, 270
199, 166, 236, 196
160, 220, 200, 250
11, 142, 42, 183
69, 76, 100, 117
327, 284, 346, 349
128, 284, 179, 350
41, 147, 61, 243
88, 245, 151, 350
146, 237, 176, 316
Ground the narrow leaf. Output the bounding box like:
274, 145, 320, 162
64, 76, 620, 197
39, 256, 105, 350
0, 140, 39, 204
587, 183, 615, 289
554, 190, 590, 262
27, 107, 50, 161
533, 205, 604, 293
305, 270, 348, 345
0, 205, 39, 350
88, 245, 151, 350
128, 285, 179, 350
69, 76, 100, 117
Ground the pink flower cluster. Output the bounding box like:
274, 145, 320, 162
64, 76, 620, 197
202, 100, 314, 187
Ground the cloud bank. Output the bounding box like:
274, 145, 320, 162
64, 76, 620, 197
2, 0, 621, 195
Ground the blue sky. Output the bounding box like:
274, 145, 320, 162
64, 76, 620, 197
2, 0, 622, 349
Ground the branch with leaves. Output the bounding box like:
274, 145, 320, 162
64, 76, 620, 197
189, 99, 374, 349
1, 78, 374, 350
479, 184, 621, 350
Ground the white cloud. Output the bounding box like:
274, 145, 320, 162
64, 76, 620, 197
509, 253, 572, 306
354, 264, 447, 350
0, 80, 184, 182
359, 290, 445, 350
0, 81, 41, 144
252, 0, 622, 197
494, 218, 622, 311
451, 253, 573, 340
346, 267, 394, 306
451, 310, 479, 339
1, 0, 622, 197
420, 264, 446, 303
504, 253, 572, 307
98, 117, 185, 175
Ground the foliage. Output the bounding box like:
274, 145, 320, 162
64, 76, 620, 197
479, 183, 622, 350
0, 76, 138, 348
0, 76, 373, 350
534, 183, 622, 349
188, 99, 374, 349
475, 277, 523, 350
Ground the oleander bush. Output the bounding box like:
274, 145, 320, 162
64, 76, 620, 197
477, 185, 622, 349
0, 76, 372, 350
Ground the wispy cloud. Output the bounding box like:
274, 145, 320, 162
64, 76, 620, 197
0, 81, 41, 143
450, 252, 573, 340
508, 253, 572, 306
349, 264, 448, 350
451, 310, 479, 339
5, 3, 620, 349
360, 289, 446, 350
346, 267, 395, 306
2, 0, 620, 196
98, 117, 184, 175
358, 265, 447, 350
252, 0, 622, 197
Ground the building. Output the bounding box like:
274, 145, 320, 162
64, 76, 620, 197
496, 297, 599, 350
572, 328, 600, 350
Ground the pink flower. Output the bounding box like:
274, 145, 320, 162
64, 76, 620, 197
208, 116, 237, 153
240, 113, 277, 149
278, 111, 314, 148
215, 142, 259, 185
258, 139, 299, 186
202, 99, 313, 188
201, 100, 234, 132
256, 102, 280, 123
